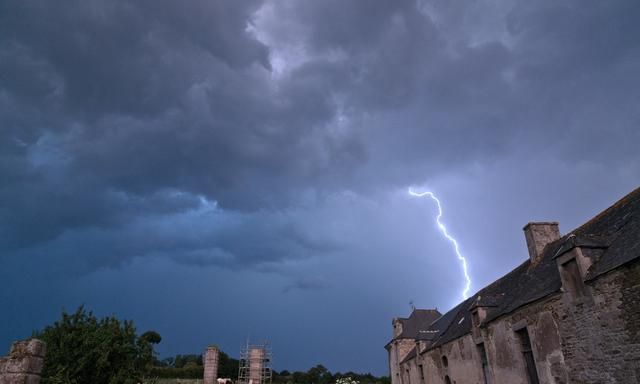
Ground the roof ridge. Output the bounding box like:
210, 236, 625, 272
571, 186, 640, 235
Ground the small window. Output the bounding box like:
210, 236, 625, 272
444, 376, 452, 384
477, 343, 490, 384
442, 355, 448, 367
560, 259, 586, 298
418, 364, 425, 384
516, 328, 539, 384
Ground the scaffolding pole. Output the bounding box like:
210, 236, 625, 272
237, 342, 272, 384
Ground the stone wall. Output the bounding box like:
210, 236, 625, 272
441, 335, 485, 384
422, 345, 442, 384
483, 295, 567, 384
557, 259, 640, 383
419, 333, 494, 384
402, 351, 420, 384
0, 339, 46, 384
389, 339, 416, 384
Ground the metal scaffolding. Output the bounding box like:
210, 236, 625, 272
237, 342, 272, 384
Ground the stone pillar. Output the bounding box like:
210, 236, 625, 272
0, 339, 47, 384
203, 345, 219, 384
248, 347, 265, 384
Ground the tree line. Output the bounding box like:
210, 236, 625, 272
149, 350, 239, 379
273, 365, 390, 384
33, 307, 390, 384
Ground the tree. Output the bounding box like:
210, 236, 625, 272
174, 354, 202, 369
35, 306, 161, 384
307, 365, 331, 384
218, 350, 239, 378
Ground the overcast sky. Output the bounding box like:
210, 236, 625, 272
1, 0, 639, 375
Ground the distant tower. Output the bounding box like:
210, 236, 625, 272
249, 347, 265, 384
238, 342, 272, 384
204, 345, 219, 384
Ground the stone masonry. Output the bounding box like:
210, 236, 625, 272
0, 339, 46, 384
203, 345, 219, 384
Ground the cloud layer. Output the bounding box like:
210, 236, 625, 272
1, 0, 639, 374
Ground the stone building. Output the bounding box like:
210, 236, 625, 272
387, 309, 442, 384
386, 187, 640, 384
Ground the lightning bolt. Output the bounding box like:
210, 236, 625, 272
409, 188, 472, 300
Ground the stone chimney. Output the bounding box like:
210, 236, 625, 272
523, 222, 560, 262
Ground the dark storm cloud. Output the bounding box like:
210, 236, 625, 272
0, 0, 340, 255
1, 0, 640, 372
0, 1, 268, 115
7, 202, 338, 274
2, 0, 640, 268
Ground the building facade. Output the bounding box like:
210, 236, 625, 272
387, 188, 640, 384
386, 309, 442, 384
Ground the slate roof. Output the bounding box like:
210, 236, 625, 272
420, 299, 472, 348
413, 186, 640, 354
386, 309, 442, 349
574, 188, 640, 280
393, 309, 443, 340
416, 329, 440, 341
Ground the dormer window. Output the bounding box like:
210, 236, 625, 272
554, 233, 607, 301
471, 310, 481, 338
469, 297, 497, 340
560, 258, 586, 298
472, 310, 480, 326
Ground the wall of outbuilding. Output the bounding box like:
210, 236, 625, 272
413, 294, 567, 384
399, 259, 640, 384
483, 295, 568, 384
